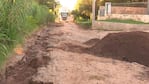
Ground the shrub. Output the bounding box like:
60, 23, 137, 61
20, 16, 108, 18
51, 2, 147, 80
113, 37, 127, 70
75, 17, 92, 29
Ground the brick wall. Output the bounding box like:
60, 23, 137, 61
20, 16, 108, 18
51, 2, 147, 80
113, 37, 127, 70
111, 6, 147, 14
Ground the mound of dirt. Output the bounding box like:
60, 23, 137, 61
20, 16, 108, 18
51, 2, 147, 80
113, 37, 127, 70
88, 31, 149, 66
84, 38, 100, 46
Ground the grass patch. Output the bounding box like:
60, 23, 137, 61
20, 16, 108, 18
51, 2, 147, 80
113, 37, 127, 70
99, 18, 149, 24
77, 20, 92, 29
75, 17, 92, 29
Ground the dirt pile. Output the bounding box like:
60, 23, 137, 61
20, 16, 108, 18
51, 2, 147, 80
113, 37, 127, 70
88, 31, 149, 66
84, 38, 100, 46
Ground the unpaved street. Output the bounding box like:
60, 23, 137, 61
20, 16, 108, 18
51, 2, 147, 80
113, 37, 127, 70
1, 22, 149, 84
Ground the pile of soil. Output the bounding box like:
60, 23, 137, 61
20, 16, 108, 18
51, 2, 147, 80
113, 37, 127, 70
88, 31, 149, 66
84, 38, 100, 46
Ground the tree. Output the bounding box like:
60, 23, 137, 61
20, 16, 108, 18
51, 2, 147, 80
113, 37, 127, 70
36, 0, 60, 15
36, 0, 59, 11
73, 0, 100, 20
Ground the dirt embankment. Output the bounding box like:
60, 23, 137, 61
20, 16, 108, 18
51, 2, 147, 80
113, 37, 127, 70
0, 27, 53, 84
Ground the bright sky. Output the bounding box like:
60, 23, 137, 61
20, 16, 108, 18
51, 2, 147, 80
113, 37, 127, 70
58, 0, 77, 10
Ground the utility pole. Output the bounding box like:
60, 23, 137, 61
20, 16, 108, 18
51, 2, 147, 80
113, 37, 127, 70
92, 0, 96, 29
148, 0, 149, 14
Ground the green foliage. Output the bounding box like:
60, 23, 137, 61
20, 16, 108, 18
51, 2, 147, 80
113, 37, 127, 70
72, 10, 90, 20
48, 11, 56, 22
0, 0, 56, 66
73, 0, 92, 20
30, 2, 50, 24
72, 0, 100, 21
75, 17, 92, 29
72, 0, 95, 29
36, 0, 61, 15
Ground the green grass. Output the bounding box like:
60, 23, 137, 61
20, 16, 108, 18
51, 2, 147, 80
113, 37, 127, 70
77, 20, 92, 29
75, 17, 92, 29
99, 18, 149, 24
0, 0, 55, 67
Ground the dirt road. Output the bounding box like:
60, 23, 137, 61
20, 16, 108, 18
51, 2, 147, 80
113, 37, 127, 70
1, 22, 149, 84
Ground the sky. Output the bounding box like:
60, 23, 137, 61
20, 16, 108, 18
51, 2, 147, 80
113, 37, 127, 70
58, 0, 77, 10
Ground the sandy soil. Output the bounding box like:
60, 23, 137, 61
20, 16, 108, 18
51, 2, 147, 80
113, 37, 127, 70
32, 22, 149, 84
1, 22, 149, 84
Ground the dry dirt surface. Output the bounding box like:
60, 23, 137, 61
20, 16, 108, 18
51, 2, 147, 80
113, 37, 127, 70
0, 22, 149, 84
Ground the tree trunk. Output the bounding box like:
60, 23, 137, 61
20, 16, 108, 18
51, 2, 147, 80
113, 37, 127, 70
92, 0, 96, 29
147, 0, 149, 15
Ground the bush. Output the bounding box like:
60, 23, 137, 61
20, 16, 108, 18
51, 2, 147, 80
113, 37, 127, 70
48, 11, 56, 22
75, 17, 92, 29
0, 0, 30, 66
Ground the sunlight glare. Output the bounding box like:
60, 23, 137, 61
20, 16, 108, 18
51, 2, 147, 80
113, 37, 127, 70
58, 0, 77, 10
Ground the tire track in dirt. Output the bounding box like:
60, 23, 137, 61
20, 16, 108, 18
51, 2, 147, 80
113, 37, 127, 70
0, 25, 55, 84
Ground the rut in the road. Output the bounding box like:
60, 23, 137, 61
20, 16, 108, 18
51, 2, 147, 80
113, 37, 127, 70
0, 27, 52, 84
